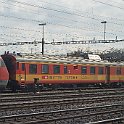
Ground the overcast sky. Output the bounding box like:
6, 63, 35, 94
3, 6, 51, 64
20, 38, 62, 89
0, 0, 124, 55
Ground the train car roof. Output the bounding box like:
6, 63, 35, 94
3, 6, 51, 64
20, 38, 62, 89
8, 53, 123, 66
2, 53, 124, 66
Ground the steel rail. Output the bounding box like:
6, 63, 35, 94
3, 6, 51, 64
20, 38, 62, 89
0, 94, 124, 109
86, 117, 124, 124
0, 106, 123, 124
0, 90, 124, 103
1, 88, 124, 97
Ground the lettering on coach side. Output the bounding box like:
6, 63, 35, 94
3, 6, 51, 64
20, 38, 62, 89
53, 76, 62, 79
65, 76, 78, 79
81, 75, 87, 79
42, 76, 62, 80
49, 76, 53, 79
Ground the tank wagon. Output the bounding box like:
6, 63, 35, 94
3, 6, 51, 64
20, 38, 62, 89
0, 56, 9, 91
1, 53, 124, 92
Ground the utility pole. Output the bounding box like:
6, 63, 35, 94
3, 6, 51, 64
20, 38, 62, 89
39, 23, 46, 55
101, 21, 107, 41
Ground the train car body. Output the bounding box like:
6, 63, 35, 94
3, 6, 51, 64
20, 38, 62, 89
1, 53, 124, 91
0, 56, 9, 90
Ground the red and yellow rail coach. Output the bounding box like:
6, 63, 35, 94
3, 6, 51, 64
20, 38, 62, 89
0, 57, 9, 91
1, 53, 124, 91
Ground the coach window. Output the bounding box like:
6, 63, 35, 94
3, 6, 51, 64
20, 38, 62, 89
42, 64, 49, 74
0, 60, 4, 67
53, 65, 60, 74
22, 63, 25, 71
116, 67, 121, 75
16, 62, 19, 70
64, 65, 68, 74
29, 64, 37, 74
98, 67, 104, 74
81, 66, 87, 74
73, 65, 78, 70
90, 66, 95, 74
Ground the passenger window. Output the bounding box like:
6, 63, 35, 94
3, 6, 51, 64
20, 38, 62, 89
81, 66, 87, 74
53, 65, 60, 74
98, 67, 104, 74
42, 64, 49, 74
116, 67, 121, 75
16, 62, 19, 70
1, 60, 5, 67
73, 65, 78, 70
22, 63, 25, 71
29, 64, 37, 74
0, 59, 5, 67
64, 65, 68, 74
90, 66, 95, 74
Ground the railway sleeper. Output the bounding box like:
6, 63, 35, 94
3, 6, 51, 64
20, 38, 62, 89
5, 109, 124, 124
0, 104, 124, 123
86, 117, 124, 124
0, 98, 124, 116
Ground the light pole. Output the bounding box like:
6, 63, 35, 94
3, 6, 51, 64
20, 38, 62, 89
101, 21, 107, 41
39, 23, 46, 55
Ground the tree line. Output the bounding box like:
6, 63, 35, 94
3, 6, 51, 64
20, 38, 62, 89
67, 48, 124, 62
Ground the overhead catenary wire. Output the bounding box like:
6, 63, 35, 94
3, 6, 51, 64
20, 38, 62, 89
0, 0, 124, 39
1, 0, 124, 24
2, 1, 123, 54
0, 39, 124, 46
0, 0, 124, 30
0, 8, 123, 38
92, 0, 124, 10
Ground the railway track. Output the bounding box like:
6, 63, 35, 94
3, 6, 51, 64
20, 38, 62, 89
0, 103, 124, 124
0, 88, 124, 103
0, 88, 124, 124
1, 87, 124, 97
0, 94, 124, 116
0, 95, 124, 116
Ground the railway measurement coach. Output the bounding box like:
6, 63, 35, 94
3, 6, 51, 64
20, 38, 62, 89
1, 53, 124, 92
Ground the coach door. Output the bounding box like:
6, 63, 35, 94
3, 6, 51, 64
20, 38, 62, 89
105, 65, 110, 83
21, 63, 26, 82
